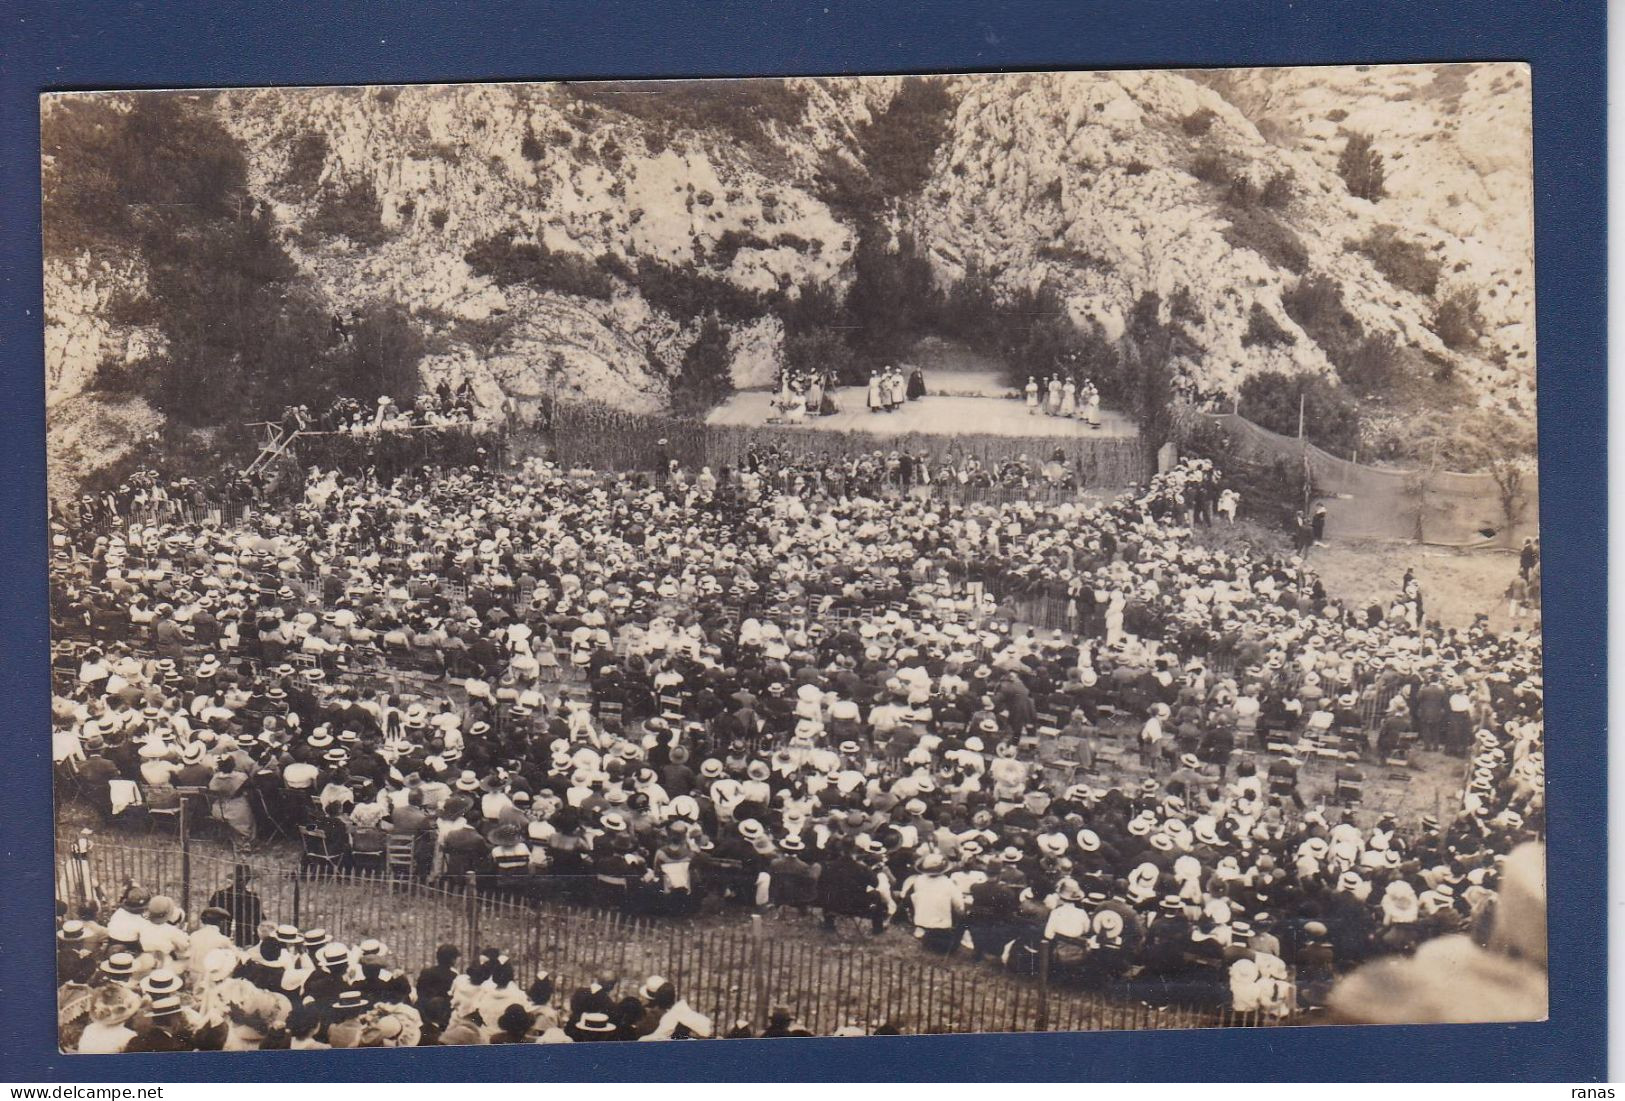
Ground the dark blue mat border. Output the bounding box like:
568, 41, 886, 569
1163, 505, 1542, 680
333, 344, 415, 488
0, 0, 1604, 1082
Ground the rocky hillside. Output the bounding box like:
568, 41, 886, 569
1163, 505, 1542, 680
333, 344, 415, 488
44, 66, 1534, 488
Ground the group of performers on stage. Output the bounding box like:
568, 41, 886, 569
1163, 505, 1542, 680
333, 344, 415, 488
1025, 374, 1102, 427
772, 365, 933, 423
865, 365, 925, 413
773, 369, 840, 423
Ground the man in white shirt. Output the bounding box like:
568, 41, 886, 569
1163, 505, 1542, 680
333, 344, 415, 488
900, 852, 963, 954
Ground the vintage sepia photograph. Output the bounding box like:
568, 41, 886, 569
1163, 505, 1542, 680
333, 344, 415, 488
43, 65, 1544, 1053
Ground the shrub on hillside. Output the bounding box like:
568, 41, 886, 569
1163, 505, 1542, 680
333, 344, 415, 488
784, 324, 857, 387
1223, 207, 1309, 274
1237, 369, 1362, 456
1181, 108, 1218, 137
1259, 169, 1295, 209
302, 179, 394, 248
1337, 131, 1387, 201
1337, 332, 1400, 393
841, 229, 942, 371
600, 253, 768, 322
464, 231, 615, 300
1169, 286, 1205, 328
1350, 224, 1441, 297
278, 131, 329, 199
1190, 151, 1230, 185
1281, 273, 1400, 391
817, 78, 958, 218
669, 313, 734, 415
1241, 303, 1295, 348
1432, 287, 1485, 350
88, 357, 141, 395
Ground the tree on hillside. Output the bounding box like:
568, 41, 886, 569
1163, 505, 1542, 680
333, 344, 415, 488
1337, 131, 1387, 202
817, 77, 959, 219
43, 93, 426, 426
784, 325, 856, 387
670, 313, 734, 415
1237, 369, 1362, 457
1406, 408, 1537, 541
842, 229, 941, 373
1122, 292, 1183, 458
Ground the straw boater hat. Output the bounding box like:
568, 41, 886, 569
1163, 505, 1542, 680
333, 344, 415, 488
574, 1012, 617, 1034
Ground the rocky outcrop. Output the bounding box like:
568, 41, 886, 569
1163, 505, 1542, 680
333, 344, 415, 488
44, 67, 1534, 483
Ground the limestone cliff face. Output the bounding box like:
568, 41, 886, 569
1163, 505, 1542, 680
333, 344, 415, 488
219, 81, 867, 409
912, 68, 1530, 402
1193, 63, 1535, 397
44, 68, 1533, 481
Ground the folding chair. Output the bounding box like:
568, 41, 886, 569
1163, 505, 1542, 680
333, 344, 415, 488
348, 826, 387, 876
1334, 767, 1365, 806
139, 783, 182, 836
299, 825, 344, 876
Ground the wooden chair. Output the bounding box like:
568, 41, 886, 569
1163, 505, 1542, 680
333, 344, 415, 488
139, 783, 182, 835
348, 825, 387, 877
598, 700, 624, 732
299, 825, 344, 875
385, 833, 421, 881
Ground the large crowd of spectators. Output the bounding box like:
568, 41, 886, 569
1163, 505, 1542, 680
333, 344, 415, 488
49, 450, 1544, 1048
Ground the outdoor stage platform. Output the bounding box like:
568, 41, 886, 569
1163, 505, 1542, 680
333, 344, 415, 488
706, 386, 1140, 441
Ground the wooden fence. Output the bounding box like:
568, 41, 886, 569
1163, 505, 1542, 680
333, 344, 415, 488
545, 401, 1150, 489
55, 836, 1294, 1037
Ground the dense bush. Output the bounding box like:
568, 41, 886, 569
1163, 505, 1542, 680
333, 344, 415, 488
1350, 225, 1441, 297
88, 357, 142, 395
709, 228, 819, 269
1181, 108, 1218, 137
1281, 273, 1399, 392
1190, 151, 1231, 185
816, 78, 958, 219
278, 131, 329, 199
1337, 131, 1387, 201
1222, 207, 1309, 274
600, 253, 768, 322
783, 324, 857, 387
1336, 332, 1400, 392
1259, 170, 1295, 209
43, 94, 426, 427
669, 314, 734, 415
1432, 287, 1485, 349
1240, 303, 1295, 348
463, 230, 616, 300
839, 229, 942, 372
301, 179, 394, 248
1237, 369, 1362, 456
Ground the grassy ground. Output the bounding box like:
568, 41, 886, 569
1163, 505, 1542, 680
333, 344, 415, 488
1194, 519, 1528, 630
